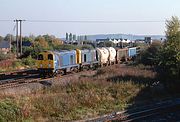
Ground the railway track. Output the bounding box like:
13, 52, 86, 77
0, 69, 95, 90
110, 101, 180, 121
86, 98, 180, 122
0, 64, 122, 90
0, 69, 40, 89
0, 78, 40, 89
0, 69, 38, 80
0, 68, 36, 75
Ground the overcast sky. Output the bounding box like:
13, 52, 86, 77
0, 0, 180, 37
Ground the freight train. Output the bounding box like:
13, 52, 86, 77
37, 47, 139, 77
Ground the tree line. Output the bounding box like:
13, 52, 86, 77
0, 34, 94, 59
138, 16, 180, 81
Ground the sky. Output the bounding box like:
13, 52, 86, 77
0, 0, 180, 38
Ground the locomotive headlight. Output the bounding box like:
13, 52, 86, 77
48, 64, 51, 68
40, 64, 43, 68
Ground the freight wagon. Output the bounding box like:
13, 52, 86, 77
116, 48, 128, 63
96, 47, 109, 66
106, 47, 117, 65
128, 47, 137, 60
76, 49, 99, 70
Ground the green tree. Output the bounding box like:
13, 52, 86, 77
23, 36, 34, 43
22, 46, 33, 58
55, 44, 77, 50
80, 44, 94, 50
158, 16, 180, 79
28, 36, 50, 58
52, 38, 63, 50
138, 41, 162, 66
35, 36, 49, 49
105, 41, 114, 47
42, 34, 54, 44
4, 34, 14, 42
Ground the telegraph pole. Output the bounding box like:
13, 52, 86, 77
19, 20, 22, 55
14, 19, 25, 57
19, 19, 25, 56
14, 19, 19, 57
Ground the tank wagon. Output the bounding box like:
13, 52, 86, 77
37, 46, 139, 77
106, 47, 117, 65
96, 47, 109, 66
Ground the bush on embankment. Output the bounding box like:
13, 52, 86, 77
0, 99, 23, 121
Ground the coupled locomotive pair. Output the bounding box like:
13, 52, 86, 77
37, 47, 138, 76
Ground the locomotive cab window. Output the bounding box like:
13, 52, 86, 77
96, 51, 98, 61
38, 54, 43, 60
48, 54, 53, 60
70, 55, 74, 64
84, 54, 87, 62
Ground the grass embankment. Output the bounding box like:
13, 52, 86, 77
0, 65, 179, 121
0, 56, 35, 73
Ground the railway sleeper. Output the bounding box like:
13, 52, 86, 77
18, 79, 27, 83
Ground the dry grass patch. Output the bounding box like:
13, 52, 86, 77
0, 64, 169, 121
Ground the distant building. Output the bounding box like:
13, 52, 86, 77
96, 39, 110, 43
96, 38, 135, 48
0, 40, 11, 54
135, 37, 153, 44
144, 37, 152, 44
96, 38, 132, 44
109, 39, 121, 44
135, 39, 145, 43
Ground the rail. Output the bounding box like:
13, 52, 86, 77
85, 98, 180, 122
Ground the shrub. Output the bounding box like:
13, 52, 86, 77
22, 56, 35, 67
137, 41, 162, 66
12, 60, 23, 68
0, 52, 11, 61
0, 99, 22, 121
54, 44, 78, 50
22, 46, 34, 58
79, 44, 94, 50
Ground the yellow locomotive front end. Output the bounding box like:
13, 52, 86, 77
37, 51, 55, 76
